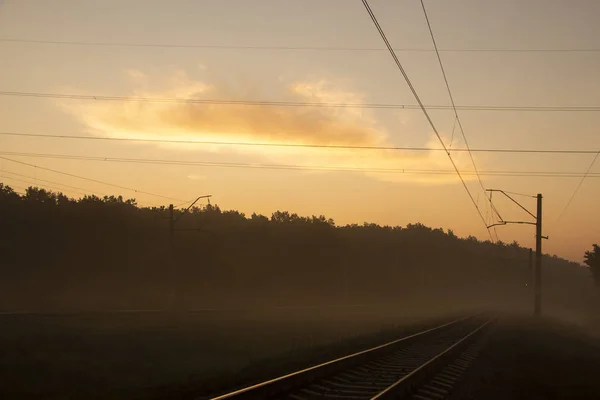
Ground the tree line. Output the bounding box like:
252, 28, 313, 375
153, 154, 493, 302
0, 183, 594, 313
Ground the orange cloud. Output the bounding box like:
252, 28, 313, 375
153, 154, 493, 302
66, 75, 383, 147
59, 70, 478, 184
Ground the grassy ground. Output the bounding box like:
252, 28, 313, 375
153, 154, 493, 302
0, 306, 462, 399
452, 315, 600, 400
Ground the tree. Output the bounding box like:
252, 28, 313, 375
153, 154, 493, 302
250, 213, 268, 225
0, 184, 20, 203
0, 180, 591, 312
584, 244, 600, 287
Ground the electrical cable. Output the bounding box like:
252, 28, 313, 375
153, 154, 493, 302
420, 0, 495, 240
0, 156, 185, 202
361, 0, 492, 241
0, 174, 87, 195
0, 132, 600, 154
1, 90, 600, 112
2, 37, 600, 53
1, 169, 108, 196
1, 131, 598, 154
555, 150, 600, 222
2, 151, 600, 177
1, 150, 599, 177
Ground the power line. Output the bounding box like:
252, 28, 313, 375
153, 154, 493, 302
420, 0, 483, 184
360, 0, 492, 241
1, 131, 598, 155
1, 169, 108, 196
0, 174, 87, 195
501, 190, 537, 198
174, 198, 200, 209
0, 156, 185, 202
2, 90, 600, 112
2, 150, 600, 178
1, 171, 166, 207
555, 150, 600, 222
0, 182, 27, 193
2, 37, 600, 53
420, 0, 493, 232
0, 175, 169, 208
449, 116, 457, 148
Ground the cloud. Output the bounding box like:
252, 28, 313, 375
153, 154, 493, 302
67, 75, 383, 147
59, 69, 478, 184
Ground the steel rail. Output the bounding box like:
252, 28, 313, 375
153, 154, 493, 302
371, 317, 494, 399
208, 315, 474, 400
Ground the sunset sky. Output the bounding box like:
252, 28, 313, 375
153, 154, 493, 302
1, 0, 599, 262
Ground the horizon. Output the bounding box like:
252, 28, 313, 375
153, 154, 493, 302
0, 181, 587, 265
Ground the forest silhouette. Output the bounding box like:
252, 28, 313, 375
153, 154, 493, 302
0, 183, 591, 313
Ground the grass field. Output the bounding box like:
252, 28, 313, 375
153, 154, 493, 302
451, 316, 600, 399
0, 305, 464, 399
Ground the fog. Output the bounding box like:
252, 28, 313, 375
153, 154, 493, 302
1, 185, 598, 398
1, 185, 595, 318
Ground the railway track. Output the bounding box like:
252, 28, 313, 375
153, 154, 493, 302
208, 315, 493, 400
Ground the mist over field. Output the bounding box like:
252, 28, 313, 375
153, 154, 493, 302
0, 185, 593, 318
0, 185, 598, 398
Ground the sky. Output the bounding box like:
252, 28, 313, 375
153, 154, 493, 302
0, 0, 599, 262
